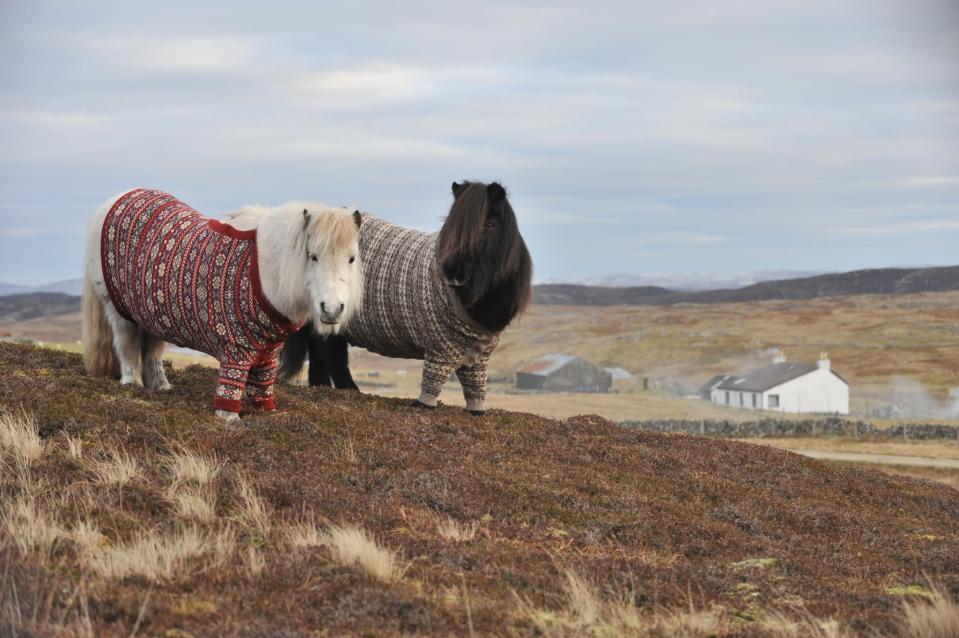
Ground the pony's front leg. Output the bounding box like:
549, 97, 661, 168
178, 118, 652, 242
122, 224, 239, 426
414, 358, 458, 409
456, 362, 489, 416
247, 355, 280, 411
214, 362, 250, 421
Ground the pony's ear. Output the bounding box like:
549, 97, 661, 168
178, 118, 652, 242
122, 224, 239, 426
487, 182, 506, 205
353, 210, 362, 228
452, 181, 466, 198
302, 208, 311, 231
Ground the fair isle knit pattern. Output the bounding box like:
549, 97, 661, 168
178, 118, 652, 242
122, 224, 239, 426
101, 189, 301, 413
344, 215, 499, 411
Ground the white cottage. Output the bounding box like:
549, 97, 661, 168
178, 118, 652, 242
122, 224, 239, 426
709, 353, 849, 415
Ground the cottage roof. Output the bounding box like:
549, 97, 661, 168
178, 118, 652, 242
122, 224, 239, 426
518, 354, 578, 376
604, 367, 633, 380
716, 362, 818, 392
699, 374, 738, 394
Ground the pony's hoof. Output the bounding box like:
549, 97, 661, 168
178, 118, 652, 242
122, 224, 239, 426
215, 409, 240, 422
468, 410, 486, 417
410, 399, 436, 410
154, 381, 173, 391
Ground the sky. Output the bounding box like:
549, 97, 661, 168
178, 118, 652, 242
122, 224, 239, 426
1, 0, 957, 284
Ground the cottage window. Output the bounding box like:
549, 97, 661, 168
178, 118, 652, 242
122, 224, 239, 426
768, 394, 780, 408
725, 391, 730, 405
739, 393, 744, 406
752, 393, 757, 408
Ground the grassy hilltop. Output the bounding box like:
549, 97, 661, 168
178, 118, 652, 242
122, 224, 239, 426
1, 342, 958, 636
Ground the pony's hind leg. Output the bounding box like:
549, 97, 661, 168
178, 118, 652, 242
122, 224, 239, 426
104, 304, 143, 385
141, 333, 171, 390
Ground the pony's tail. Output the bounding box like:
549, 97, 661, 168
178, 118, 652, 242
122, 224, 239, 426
277, 323, 312, 381
82, 274, 119, 377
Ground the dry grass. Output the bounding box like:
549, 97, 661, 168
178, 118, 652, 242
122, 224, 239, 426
91, 448, 140, 486
520, 569, 722, 638
246, 546, 265, 578
63, 432, 83, 459
288, 520, 327, 549
434, 515, 479, 542
760, 612, 851, 638
324, 524, 404, 582
288, 520, 404, 581
164, 447, 222, 522
233, 475, 271, 535
165, 446, 223, 485
896, 585, 959, 638
0, 408, 43, 462
70, 520, 107, 556
84, 526, 236, 582
3, 494, 64, 558
166, 482, 217, 522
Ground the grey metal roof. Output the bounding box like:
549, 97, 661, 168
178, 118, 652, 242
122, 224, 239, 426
716, 362, 818, 392
518, 353, 578, 376
604, 367, 633, 380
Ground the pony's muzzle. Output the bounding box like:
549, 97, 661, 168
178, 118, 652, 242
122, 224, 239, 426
319, 302, 345, 324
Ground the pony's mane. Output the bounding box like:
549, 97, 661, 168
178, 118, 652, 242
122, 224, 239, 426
437, 181, 532, 329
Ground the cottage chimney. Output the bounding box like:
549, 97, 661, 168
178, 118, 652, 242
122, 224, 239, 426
817, 351, 830, 371
772, 349, 786, 364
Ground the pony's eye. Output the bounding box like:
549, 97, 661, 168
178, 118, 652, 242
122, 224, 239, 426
349, 256, 355, 264
309, 253, 318, 262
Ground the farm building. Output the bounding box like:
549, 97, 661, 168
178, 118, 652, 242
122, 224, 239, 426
707, 353, 849, 415
516, 354, 612, 392
604, 367, 634, 381
698, 374, 738, 400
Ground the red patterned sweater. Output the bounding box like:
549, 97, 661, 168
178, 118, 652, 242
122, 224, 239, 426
101, 189, 302, 413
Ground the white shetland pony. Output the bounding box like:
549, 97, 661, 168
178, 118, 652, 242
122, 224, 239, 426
83, 189, 363, 420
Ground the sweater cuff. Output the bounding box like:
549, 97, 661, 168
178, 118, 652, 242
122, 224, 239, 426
417, 391, 438, 407
213, 397, 242, 413
251, 396, 276, 411
465, 398, 485, 412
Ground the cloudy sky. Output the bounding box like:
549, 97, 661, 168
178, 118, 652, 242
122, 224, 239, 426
1, 0, 957, 284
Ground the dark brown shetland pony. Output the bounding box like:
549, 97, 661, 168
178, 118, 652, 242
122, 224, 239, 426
279, 180, 532, 414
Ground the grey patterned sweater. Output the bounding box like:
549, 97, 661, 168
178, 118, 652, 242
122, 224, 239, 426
344, 215, 499, 411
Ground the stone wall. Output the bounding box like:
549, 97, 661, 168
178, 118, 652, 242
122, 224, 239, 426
619, 418, 959, 440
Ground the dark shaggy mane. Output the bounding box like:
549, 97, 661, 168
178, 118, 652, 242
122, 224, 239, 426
437, 181, 533, 332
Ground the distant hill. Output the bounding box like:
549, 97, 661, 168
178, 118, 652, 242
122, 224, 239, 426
539, 270, 825, 291
535, 265, 959, 306
0, 278, 84, 297
0, 293, 81, 323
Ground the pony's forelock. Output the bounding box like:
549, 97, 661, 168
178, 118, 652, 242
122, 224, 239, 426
306, 207, 359, 261
439, 182, 528, 281
437, 181, 532, 330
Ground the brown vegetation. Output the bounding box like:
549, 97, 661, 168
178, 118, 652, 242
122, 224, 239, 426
0, 342, 957, 636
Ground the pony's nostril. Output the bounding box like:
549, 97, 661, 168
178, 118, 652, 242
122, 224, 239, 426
320, 302, 327, 313
338, 303, 345, 315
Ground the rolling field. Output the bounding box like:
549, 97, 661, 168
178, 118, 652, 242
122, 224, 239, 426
6, 289, 959, 421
